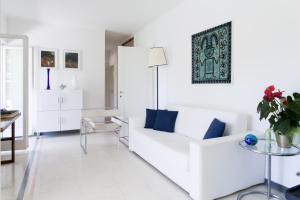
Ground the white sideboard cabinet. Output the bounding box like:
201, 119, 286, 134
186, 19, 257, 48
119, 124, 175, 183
272, 155, 300, 188
35, 90, 83, 135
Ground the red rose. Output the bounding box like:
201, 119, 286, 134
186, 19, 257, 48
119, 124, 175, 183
283, 100, 288, 106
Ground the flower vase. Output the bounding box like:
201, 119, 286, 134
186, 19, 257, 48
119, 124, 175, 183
275, 133, 292, 148
274, 128, 297, 148
46, 68, 51, 90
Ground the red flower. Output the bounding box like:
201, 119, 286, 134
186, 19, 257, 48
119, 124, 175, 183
263, 85, 275, 102
273, 91, 283, 98
265, 85, 275, 93
267, 85, 275, 91
263, 85, 284, 102
283, 100, 288, 106
264, 95, 274, 102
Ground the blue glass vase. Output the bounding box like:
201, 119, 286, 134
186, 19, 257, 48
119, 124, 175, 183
46, 68, 51, 90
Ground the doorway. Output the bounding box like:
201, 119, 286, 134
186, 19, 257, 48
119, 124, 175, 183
104, 31, 133, 110
0, 34, 29, 150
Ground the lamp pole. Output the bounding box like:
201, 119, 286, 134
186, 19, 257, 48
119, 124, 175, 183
156, 66, 159, 110
148, 47, 166, 110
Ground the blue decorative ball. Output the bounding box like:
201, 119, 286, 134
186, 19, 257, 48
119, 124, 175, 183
244, 134, 258, 146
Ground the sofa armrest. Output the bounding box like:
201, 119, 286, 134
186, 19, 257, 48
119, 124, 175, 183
189, 132, 265, 200
129, 117, 145, 130
128, 117, 145, 151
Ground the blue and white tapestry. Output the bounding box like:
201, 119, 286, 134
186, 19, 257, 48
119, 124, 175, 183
192, 22, 231, 84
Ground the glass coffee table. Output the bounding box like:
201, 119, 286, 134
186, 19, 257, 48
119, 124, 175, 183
238, 139, 300, 200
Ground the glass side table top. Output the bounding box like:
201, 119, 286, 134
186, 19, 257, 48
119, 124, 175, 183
239, 139, 300, 156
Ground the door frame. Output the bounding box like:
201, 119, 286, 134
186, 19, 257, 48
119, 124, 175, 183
0, 34, 29, 150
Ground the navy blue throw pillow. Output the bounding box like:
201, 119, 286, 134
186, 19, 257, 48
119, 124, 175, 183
203, 118, 226, 140
144, 109, 158, 129
153, 110, 178, 133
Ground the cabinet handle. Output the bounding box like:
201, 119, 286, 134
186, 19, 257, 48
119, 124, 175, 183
297, 171, 300, 177
58, 97, 60, 103
61, 97, 64, 103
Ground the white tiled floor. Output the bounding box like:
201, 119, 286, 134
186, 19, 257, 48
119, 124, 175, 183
2, 132, 286, 200
1, 150, 30, 200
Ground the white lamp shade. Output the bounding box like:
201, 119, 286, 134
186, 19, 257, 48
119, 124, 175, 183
148, 47, 167, 67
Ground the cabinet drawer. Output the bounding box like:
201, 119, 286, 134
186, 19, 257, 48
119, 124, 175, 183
61, 90, 83, 110
37, 90, 60, 111
36, 111, 60, 132
60, 110, 81, 131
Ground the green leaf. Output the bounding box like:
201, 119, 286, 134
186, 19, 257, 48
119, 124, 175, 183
285, 109, 300, 122
268, 115, 276, 128
271, 101, 278, 110
257, 102, 263, 113
287, 96, 293, 103
276, 119, 291, 135
293, 93, 300, 99
287, 101, 300, 115
260, 101, 271, 120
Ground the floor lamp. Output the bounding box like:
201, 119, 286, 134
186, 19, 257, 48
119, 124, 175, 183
148, 47, 167, 110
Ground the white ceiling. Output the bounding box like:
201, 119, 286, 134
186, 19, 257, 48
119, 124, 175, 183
2, 0, 183, 34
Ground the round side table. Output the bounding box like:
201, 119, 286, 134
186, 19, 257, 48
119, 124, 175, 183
238, 139, 300, 200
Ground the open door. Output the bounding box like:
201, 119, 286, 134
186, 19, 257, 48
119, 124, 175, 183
118, 46, 153, 118
0, 34, 29, 150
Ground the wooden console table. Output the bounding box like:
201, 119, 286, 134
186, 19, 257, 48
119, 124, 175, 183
1, 112, 21, 164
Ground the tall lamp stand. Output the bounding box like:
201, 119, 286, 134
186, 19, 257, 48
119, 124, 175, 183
148, 47, 167, 110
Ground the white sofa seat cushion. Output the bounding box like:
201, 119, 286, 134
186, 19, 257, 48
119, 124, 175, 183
133, 128, 190, 157
132, 128, 191, 190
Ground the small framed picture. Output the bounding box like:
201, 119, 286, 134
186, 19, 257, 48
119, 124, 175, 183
39, 48, 58, 69
63, 50, 81, 70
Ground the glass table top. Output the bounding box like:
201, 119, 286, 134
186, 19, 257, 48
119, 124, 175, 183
239, 139, 300, 156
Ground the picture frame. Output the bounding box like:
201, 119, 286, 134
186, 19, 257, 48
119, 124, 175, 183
63, 50, 81, 70
192, 22, 232, 84
39, 48, 58, 69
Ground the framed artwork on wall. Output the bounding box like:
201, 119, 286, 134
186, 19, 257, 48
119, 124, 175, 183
39, 48, 58, 69
192, 22, 232, 84
63, 50, 81, 70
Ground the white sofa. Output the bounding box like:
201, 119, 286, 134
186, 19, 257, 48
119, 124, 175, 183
129, 105, 265, 200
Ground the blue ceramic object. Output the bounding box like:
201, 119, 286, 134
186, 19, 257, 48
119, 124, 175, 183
46, 68, 51, 90
245, 134, 258, 146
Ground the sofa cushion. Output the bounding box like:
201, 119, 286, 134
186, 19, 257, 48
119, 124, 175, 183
203, 118, 226, 139
133, 127, 190, 158
144, 109, 158, 129
153, 110, 178, 132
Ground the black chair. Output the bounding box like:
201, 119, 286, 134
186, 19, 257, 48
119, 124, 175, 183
286, 185, 300, 200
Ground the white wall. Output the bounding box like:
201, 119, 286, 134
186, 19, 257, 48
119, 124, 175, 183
0, 0, 7, 34
134, 0, 300, 132
7, 18, 105, 109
